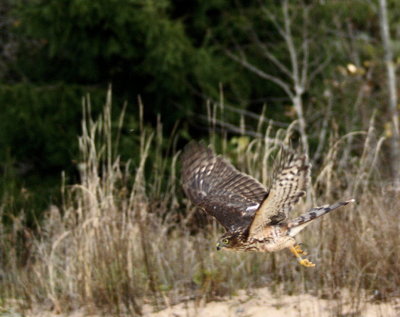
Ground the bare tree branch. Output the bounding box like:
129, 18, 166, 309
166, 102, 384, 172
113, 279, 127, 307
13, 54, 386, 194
300, 7, 310, 88
308, 53, 332, 84
249, 29, 293, 79
228, 1, 331, 157
281, 0, 309, 155
282, 0, 300, 92
223, 104, 289, 128
262, 6, 287, 41
225, 50, 295, 99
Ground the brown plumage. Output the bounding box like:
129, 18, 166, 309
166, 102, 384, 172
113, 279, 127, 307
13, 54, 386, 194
181, 141, 355, 267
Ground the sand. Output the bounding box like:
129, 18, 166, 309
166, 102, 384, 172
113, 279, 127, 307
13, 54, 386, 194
4, 287, 399, 317
143, 288, 399, 317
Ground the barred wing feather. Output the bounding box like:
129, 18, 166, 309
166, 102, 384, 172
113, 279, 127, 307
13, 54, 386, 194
181, 142, 268, 233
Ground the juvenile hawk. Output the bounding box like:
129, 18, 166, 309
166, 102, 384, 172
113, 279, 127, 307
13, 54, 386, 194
181, 141, 354, 267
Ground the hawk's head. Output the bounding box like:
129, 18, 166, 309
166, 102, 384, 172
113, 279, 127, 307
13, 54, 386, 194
216, 231, 244, 250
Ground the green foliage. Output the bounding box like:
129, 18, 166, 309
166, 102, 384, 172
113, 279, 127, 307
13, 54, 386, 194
10, 0, 245, 125
0, 83, 103, 173
0, 83, 106, 217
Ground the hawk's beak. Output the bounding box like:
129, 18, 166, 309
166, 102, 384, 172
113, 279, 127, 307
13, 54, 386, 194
216, 242, 221, 251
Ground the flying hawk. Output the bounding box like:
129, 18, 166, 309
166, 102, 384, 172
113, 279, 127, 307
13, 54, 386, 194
181, 141, 354, 267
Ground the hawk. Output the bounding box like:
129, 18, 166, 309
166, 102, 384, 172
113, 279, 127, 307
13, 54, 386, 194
181, 141, 354, 267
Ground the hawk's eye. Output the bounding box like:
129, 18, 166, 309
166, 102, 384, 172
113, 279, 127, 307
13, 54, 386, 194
222, 238, 229, 245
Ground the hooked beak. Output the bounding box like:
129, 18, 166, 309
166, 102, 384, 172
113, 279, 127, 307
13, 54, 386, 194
216, 242, 221, 251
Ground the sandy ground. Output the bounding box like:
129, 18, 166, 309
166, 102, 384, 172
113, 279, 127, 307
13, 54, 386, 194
143, 288, 400, 317
3, 288, 399, 317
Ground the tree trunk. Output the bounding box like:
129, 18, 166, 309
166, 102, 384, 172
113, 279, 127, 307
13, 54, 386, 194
379, 0, 400, 186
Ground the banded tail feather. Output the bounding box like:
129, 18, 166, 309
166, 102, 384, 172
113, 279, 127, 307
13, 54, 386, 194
288, 199, 355, 237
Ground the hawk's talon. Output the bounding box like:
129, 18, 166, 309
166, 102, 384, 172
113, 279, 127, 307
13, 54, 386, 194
289, 245, 315, 268
298, 258, 315, 267
293, 244, 307, 256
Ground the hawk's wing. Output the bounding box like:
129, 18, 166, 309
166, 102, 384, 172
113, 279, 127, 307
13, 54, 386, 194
181, 142, 268, 234
249, 151, 310, 236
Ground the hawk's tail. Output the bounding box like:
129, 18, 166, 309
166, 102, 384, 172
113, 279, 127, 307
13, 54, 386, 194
287, 199, 355, 237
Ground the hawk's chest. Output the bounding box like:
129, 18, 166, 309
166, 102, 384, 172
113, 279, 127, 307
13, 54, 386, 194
245, 225, 294, 252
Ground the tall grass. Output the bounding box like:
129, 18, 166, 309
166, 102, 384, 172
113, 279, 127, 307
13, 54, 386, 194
0, 90, 399, 316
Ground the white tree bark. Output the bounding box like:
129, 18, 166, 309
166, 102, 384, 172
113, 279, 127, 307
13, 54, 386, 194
378, 0, 400, 186
225, 0, 328, 157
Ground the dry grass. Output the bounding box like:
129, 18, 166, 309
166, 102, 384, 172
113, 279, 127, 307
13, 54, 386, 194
1, 91, 399, 316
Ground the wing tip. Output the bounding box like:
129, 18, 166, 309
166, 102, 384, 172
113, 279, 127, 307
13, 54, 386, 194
182, 140, 206, 154
181, 141, 212, 164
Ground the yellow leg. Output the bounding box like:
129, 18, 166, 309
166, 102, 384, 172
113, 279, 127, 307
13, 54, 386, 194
293, 244, 308, 256
289, 245, 315, 268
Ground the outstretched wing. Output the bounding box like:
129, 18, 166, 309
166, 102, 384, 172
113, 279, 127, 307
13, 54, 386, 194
249, 150, 310, 236
181, 141, 268, 233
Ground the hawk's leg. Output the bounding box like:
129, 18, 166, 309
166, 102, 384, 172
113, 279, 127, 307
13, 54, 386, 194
293, 244, 307, 256
289, 245, 315, 268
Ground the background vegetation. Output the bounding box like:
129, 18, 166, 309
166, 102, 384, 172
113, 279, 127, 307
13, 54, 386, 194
1, 0, 400, 316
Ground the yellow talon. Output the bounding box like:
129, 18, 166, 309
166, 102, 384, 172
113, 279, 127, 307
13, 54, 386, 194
293, 244, 307, 256
298, 258, 315, 267
289, 245, 315, 268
